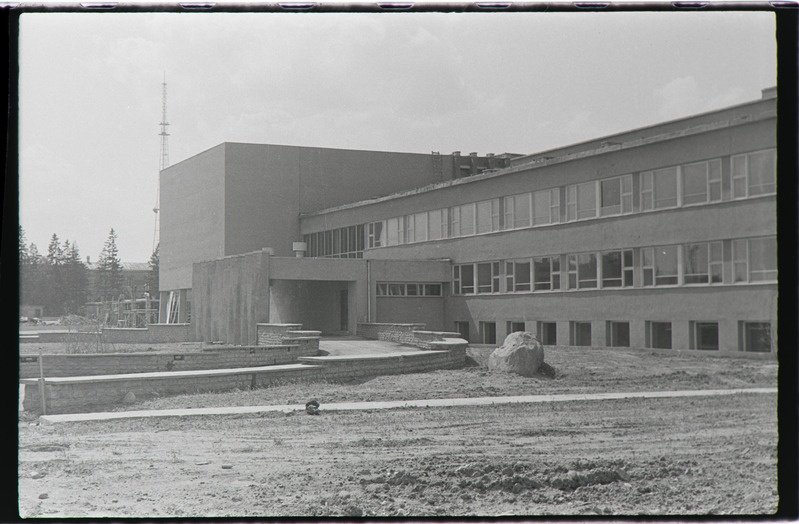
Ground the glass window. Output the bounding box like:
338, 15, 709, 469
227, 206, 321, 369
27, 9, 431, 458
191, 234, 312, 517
460, 264, 475, 294
413, 212, 428, 243
503, 193, 531, 230
570, 321, 592, 346
376, 283, 388, 296
567, 182, 597, 221
532, 189, 556, 225
460, 203, 475, 236
428, 209, 443, 241
577, 253, 597, 288
601, 251, 623, 287
642, 246, 678, 286
682, 161, 722, 206
653, 167, 678, 209
385, 217, 401, 246
533, 256, 555, 291
690, 321, 719, 350
683, 243, 710, 284
476, 199, 500, 234
606, 321, 630, 347
749, 236, 778, 282
740, 321, 772, 352
423, 284, 442, 296
647, 321, 672, 349
733, 149, 777, 198
368, 221, 384, 248
600, 175, 632, 216
388, 284, 405, 296
506, 260, 531, 292
476, 262, 500, 293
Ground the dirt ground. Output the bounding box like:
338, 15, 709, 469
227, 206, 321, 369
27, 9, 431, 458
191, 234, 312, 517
18, 346, 779, 518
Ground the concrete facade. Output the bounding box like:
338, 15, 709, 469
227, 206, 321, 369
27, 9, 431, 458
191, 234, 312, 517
162, 89, 778, 354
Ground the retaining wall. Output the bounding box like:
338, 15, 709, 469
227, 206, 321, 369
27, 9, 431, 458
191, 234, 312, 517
257, 323, 304, 345
19, 324, 193, 345
19, 340, 320, 379
356, 323, 427, 345
21, 343, 468, 415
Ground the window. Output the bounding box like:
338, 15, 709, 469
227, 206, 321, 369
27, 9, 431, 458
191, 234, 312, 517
537, 322, 557, 345
422, 284, 442, 296
533, 188, 561, 225
570, 321, 592, 346
739, 321, 772, 352
477, 262, 500, 294
503, 193, 531, 230
600, 175, 633, 216
733, 149, 776, 198
733, 236, 777, 283
606, 321, 630, 347
480, 321, 497, 345
646, 321, 672, 349
533, 256, 560, 291
568, 253, 597, 289
567, 182, 597, 221
641, 167, 678, 210
684, 242, 723, 284
459, 203, 475, 236
427, 209, 447, 241
601, 250, 633, 288
506, 321, 525, 335
376, 282, 443, 297
690, 321, 719, 350
642, 246, 678, 286
682, 160, 722, 205
476, 199, 500, 234
385, 217, 403, 246
453, 264, 475, 295
368, 221, 385, 248
505, 259, 531, 292
388, 283, 405, 296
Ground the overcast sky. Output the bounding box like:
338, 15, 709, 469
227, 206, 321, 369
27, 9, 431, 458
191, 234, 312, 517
19, 11, 776, 263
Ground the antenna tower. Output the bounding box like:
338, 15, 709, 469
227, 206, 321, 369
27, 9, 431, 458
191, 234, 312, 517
153, 74, 170, 253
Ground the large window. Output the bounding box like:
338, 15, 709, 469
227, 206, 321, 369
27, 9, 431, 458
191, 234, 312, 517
367, 221, 385, 248
600, 175, 633, 216
646, 321, 672, 349
427, 209, 447, 241
503, 193, 531, 230
733, 149, 777, 198
739, 321, 772, 352
642, 246, 679, 286
454, 262, 499, 294
684, 242, 723, 284
606, 321, 630, 347
385, 217, 403, 246
450, 203, 476, 237
533, 256, 560, 291
682, 160, 722, 205
690, 321, 719, 350
568, 253, 597, 289
601, 250, 633, 288
505, 259, 531, 292
533, 188, 561, 225
480, 321, 497, 345
641, 166, 678, 210
733, 236, 777, 283
566, 181, 597, 221
537, 321, 557, 345
476, 199, 500, 234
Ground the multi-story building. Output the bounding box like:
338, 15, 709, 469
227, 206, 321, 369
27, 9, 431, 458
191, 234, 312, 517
160, 87, 777, 353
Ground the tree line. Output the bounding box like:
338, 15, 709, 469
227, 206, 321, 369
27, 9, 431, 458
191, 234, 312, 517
19, 226, 159, 318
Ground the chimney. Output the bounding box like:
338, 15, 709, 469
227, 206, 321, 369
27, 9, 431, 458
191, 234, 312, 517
292, 242, 307, 258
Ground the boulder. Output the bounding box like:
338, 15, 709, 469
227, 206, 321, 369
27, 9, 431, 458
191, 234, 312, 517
487, 332, 544, 377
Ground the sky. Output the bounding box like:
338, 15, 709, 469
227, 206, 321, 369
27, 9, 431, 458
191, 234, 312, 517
18, 10, 777, 263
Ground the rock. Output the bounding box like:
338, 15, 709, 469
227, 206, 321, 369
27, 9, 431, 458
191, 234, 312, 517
38, 493, 49, 500
487, 332, 544, 377
305, 399, 320, 415
122, 391, 136, 404
221, 464, 233, 469
31, 471, 46, 479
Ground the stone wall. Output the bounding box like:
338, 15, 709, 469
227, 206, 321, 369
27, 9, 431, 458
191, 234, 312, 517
257, 323, 304, 345
356, 323, 426, 345
20, 325, 193, 345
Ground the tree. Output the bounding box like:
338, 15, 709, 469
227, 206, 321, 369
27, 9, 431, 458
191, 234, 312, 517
44, 233, 66, 316
147, 243, 159, 298
97, 228, 123, 301
62, 241, 88, 315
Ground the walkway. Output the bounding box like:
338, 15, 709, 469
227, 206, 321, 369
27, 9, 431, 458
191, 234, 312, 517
318, 337, 424, 357
37, 387, 776, 424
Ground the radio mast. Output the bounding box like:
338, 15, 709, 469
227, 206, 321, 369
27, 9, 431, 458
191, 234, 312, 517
153, 74, 169, 253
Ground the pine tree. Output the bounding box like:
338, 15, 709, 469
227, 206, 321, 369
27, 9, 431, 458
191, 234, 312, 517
147, 243, 159, 298
97, 228, 123, 301
44, 234, 66, 316
62, 241, 88, 315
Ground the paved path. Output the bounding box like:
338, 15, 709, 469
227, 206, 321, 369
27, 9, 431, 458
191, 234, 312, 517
318, 338, 424, 356
37, 387, 776, 425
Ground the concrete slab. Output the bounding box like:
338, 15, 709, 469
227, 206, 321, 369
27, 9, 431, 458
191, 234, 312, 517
319, 338, 424, 356
37, 387, 776, 424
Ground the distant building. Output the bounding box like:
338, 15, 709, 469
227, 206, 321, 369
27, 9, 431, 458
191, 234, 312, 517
160, 88, 777, 353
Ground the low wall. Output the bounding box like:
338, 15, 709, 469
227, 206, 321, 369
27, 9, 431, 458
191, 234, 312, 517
357, 323, 427, 345
19, 341, 320, 379
21, 365, 325, 415
19, 324, 194, 345
21, 344, 469, 415
257, 324, 304, 345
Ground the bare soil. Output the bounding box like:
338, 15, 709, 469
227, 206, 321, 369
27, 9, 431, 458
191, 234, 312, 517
18, 346, 778, 518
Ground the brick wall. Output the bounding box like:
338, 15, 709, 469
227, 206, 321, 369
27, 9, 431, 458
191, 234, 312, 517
257, 324, 304, 345
103, 324, 193, 344
19, 344, 319, 379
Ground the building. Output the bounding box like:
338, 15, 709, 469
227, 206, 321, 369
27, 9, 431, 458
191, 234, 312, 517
160, 88, 777, 353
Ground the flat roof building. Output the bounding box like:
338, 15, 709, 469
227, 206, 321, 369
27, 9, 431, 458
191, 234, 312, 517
160, 88, 777, 353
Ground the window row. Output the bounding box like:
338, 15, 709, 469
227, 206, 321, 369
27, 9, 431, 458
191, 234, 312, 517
376, 282, 443, 297
304, 225, 365, 258
305, 149, 775, 253
451, 236, 776, 295
459, 319, 772, 352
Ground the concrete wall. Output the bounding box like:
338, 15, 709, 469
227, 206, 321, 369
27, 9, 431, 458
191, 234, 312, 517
445, 284, 777, 352
160, 144, 227, 292
376, 298, 444, 331
19, 343, 319, 379
192, 250, 271, 345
